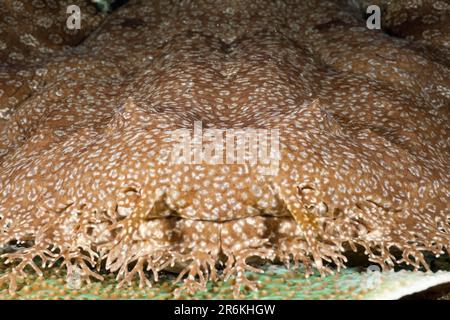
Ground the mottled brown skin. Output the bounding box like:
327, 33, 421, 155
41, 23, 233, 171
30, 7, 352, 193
0, 0, 106, 122
0, 0, 449, 298
350, 0, 450, 66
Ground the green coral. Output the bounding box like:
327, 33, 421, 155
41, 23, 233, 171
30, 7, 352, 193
91, 0, 116, 12
1, 261, 449, 300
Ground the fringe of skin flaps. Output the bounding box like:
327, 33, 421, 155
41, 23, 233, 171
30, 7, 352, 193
0, 195, 448, 298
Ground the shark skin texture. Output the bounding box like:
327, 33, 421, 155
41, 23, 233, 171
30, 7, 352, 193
0, 0, 449, 299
